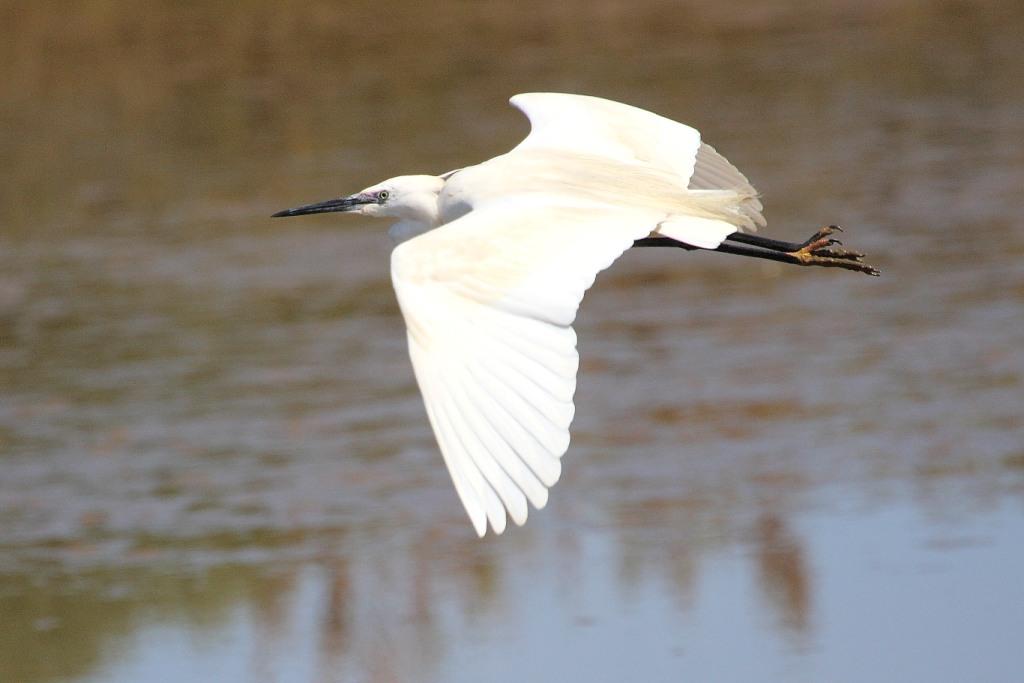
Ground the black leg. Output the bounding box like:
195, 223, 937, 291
633, 237, 697, 250
632, 226, 880, 276
636, 238, 810, 266
726, 233, 808, 252
726, 225, 842, 253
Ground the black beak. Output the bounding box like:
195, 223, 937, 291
272, 194, 371, 218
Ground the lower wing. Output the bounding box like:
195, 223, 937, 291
390, 198, 664, 535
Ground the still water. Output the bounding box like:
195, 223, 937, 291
2, 2, 1023, 682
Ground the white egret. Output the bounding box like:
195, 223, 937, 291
273, 93, 878, 536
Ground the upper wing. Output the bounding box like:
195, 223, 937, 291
391, 199, 662, 536
510, 93, 764, 230
511, 92, 702, 186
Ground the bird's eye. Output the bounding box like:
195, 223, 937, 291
377, 190, 390, 202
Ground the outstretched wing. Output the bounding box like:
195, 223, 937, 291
391, 199, 662, 536
511, 92, 702, 185
510, 92, 764, 230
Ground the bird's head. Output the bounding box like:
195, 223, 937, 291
273, 175, 444, 226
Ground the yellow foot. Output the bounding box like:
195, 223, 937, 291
791, 225, 880, 276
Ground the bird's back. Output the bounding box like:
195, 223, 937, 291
441, 147, 757, 234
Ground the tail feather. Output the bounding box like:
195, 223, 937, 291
689, 143, 765, 231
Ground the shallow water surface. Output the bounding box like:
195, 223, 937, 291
1, 2, 1023, 682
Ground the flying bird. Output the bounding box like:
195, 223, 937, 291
273, 93, 878, 536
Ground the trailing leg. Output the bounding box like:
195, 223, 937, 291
633, 225, 880, 276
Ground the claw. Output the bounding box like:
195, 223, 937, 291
811, 247, 865, 260
789, 225, 879, 276
798, 225, 845, 252
803, 254, 879, 275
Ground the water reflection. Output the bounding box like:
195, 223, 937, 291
5, 491, 1023, 682
753, 512, 811, 637
2, 0, 1024, 681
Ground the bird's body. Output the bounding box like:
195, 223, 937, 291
273, 93, 878, 536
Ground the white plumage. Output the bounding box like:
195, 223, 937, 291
275, 93, 764, 536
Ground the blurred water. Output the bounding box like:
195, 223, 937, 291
1, 1, 1023, 682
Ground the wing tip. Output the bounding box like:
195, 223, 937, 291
473, 516, 488, 537
474, 487, 551, 536
510, 506, 529, 528
488, 508, 507, 536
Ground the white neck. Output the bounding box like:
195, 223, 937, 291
388, 218, 435, 244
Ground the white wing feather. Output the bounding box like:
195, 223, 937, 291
511, 93, 764, 232
511, 93, 702, 186
392, 199, 662, 536
690, 143, 765, 229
